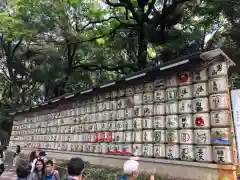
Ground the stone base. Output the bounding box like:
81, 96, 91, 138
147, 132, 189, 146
20, 148, 238, 180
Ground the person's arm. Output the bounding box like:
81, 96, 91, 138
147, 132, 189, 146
53, 171, 61, 180
31, 159, 37, 172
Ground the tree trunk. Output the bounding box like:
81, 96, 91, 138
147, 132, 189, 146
137, 23, 148, 70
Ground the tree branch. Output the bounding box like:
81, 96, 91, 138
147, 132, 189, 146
12, 36, 24, 54
146, 0, 157, 16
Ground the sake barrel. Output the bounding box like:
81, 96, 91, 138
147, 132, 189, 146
193, 68, 208, 82
208, 61, 228, 78
109, 111, 117, 121
143, 104, 154, 117
142, 144, 154, 157
193, 113, 210, 128
124, 119, 133, 131
211, 128, 231, 145
213, 146, 233, 164
166, 130, 179, 144
194, 129, 211, 145
208, 77, 227, 94
135, 85, 143, 94
134, 94, 143, 105
166, 87, 178, 101
166, 115, 179, 129
124, 131, 133, 142
180, 145, 195, 161
143, 130, 154, 142
193, 83, 208, 97
125, 108, 133, 119
165, 101, 178, 115
154, 89, 165, 102
209, 94, 228, 110
108, 121, 115, 131
108, 143, 115, 153
103, 101, 111, 111
116, 120, 124, 131
154, 78, 165, 89
133, 131, 143, 143
110, 101, 117, 110
210, 110, 229, 127
133, 144, 142, 156
143, 93, 154, 104
166, 75, 178, 87
179, 114, 193, 129
195, 145, 212, 162
179, 129, 194, 144
117, 110, 125, 120
133, 118, 143, 130
114, 132, 124, 143
154, 130, 165, 143
144, 82, 154, 92
179, 100, 192, 114
125, 97, 134, 108
179, 85, 192, 100
123, 144, 133, 155
154, 144, 165, 158
177, 71, 192, 85
192, 97, 209, 113
101, 143, 108, 154
166, 144, 179, 159
117, 98, 125, 109
126, 86, 134, 96
143, 117, 153, 129
154, 103, 165, 116
115, 144, 124, 154
134, 106, 143, 117
153, 116, 165, 129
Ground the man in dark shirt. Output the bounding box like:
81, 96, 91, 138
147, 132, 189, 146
66, 157, 85, 180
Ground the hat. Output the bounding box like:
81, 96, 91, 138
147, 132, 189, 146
123, 160, 139, 175
39, 151, 46, 156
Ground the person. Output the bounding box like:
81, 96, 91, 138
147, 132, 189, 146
31, 158, 45, 180
38, 151, 48, 163
66, 157, 85, 180
13, 145, 21, 169
29, 151, 38, 173
0, 147, 6, 176
45, 160, 60, 180
118, 159, 140, 180
16, 160, 32, 180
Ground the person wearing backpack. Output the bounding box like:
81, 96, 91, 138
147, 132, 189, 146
45, 160, 60, 180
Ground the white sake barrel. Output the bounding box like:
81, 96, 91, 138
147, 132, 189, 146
177, 71, 192, 85
123, 144, 133, 155
211, 128, 231, 145
133, 131, 143, 142
92, 143, 98, 153
109, 111, 116, 121
125, 108, 133, 119
166, 87, 178, 101
166, 115, 178, 129
116, 120, 124, 131
180, 145, 195, 161
179, 114, 193, 129
154, 103, 165, 115
213, 146, 233, 164
195, 145, 212, 162
154, 78, 165, 89
117, 110, 125, 120
133, 144, 142, 156
192, 97, 209, 113
114, 132, 124, 143
154, 144, 165, 158
166, 75, 178, 87
133, 118, 142, 130
194, 129, 211, 145
108, 121, 115, 131
101, 122, 108, 131
193, 83, 208, 97
124, 131, 133, 142
108, 143, 115, 153
143, 117, 153, 129
117, 99, 125, 109
154, 89, 165, 102
97, 103, 104, 112
101, 143, 108, 154
103, 101, 111, 111
125, 96, 134, 108
165, 101, 178, 115
105, 92, 111, 100
135, 85, 143, 93
144, 83, 154, 92
142, 144, 153, 157
193, 68, 208, 82
115, 144, 124, 153
124, 119, 133, 131
110, 101, 117, 110
179, 85, 192, 100
166, 144, 179, 159
210, 110, 229, 127
143, 104, 154, 117
166, 130, 179, 144
119, 89, 125, 97
103, 111, 110, 121
134, 106, 143, 117
179, 100, 192, 114
209, 94, 228, 110
193, 113, 210, 128
209, 77, 227, 94
208, 61, 228, 78
154, 130, 165, 143
126, 87, 134, 96
179, 129, 194, 144
143, 93, 154, 104
153, 116, 165, 129
134, 94, 143, 105
143, 130, 154, 142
